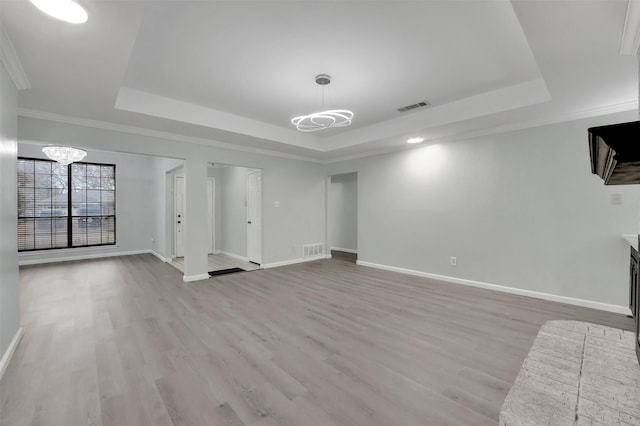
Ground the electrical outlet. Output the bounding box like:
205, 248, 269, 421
610, 193, 622, 205
450, 256, 457, 266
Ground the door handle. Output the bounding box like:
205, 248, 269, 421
177, 221, 181, 224
247, 221, 252, 224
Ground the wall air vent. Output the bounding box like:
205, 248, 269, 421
397, 101, 430, 113
303, 243, 324, 258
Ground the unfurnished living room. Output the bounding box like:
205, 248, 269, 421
2, 1, 640, 425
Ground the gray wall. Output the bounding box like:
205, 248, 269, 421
18, 116, 327, 277
207, 167, 223, 253
221, 166, 249, 258
328, 172, 358, 252
0, 63, 20, 358
327, 111, 640, 308
16, 97, 637, 307
17, 143, 157, 263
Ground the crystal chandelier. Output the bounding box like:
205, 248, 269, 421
291, 74, 353, 132
42, 146, 87, 165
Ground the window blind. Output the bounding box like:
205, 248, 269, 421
17, 158, 116, 251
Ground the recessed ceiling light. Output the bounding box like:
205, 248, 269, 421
30, 0, 88, 24
407, 137, 424, 144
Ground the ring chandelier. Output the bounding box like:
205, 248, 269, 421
291, 109, 354, 132
291, 74, 353, 132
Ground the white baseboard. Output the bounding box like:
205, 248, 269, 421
0, 327, 23, 382
214, 250, 222, 255
183, 273, 211, 282
356, 260, 631, 316
220, 251, 249, 262
19, 249, 152, 266
330, 247, 358, 254
150, 250, 171, 263
263, 254, 330, 269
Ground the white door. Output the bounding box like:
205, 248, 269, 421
207, 178, 215, 254
175, 176, 185, 257
246, 171, 262, 264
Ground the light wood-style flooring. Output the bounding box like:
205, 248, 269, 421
1, 254, 633, 425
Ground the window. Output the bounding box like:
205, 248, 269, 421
17, 158, 116, 251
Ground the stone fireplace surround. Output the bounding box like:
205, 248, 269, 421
499, 320, 640, 425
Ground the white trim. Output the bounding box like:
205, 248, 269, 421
0, 28, 30, 90
19, 244, 120, 257
246, 170, 263, 265
151, 250, 171, 263
621, 0, 640, 55
0, 327, 23, 383
322, 100, 639, 164
18, 101, 638, 165
207, 177, 215, 255
330, 247, 358, 254
174, 175, 185, 257
356, 260, 631, 316
622, 234, 638, 251
220, 251, 249, 263
115, 86, 321, 151
262, 254, 330, 269
18, 249, 151, 266
17, 108, 322, 163
182, 273, 210, 282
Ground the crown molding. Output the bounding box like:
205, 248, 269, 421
0, 28, 30, 90
115, 86, 322, 152
324, 99, 639, 164
17, 108, 323, 164
18, 97, 637, 167
621, 0, 640, 55
439, 99, 639, 145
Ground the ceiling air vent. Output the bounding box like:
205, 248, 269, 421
397, 101, 430, 113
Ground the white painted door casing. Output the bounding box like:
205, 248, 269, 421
175, 176, 185, 257
246, 171, 262, 264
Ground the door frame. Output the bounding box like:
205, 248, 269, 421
246, 170, 263, 264
174, 175, 185, 257
326, 172, 359, 257
207, 177, 215, 255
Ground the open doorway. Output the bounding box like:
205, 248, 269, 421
204, 163, 262, 274
166, 163, 263, 275
328, 172, 358, 262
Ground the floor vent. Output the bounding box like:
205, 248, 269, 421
397, 100, 430, 112
303, 243, 324, 258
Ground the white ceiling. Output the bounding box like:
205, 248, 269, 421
1, 0, 638, 162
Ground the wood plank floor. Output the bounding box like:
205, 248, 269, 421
1, 254, 633, 426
